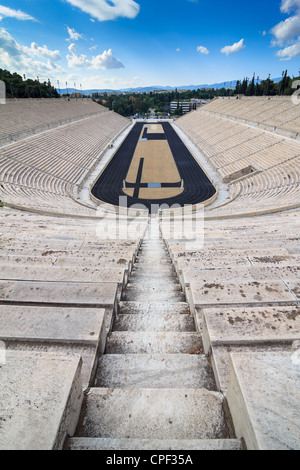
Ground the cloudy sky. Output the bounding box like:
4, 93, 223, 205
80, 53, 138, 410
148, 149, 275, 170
0, 0, 299, 90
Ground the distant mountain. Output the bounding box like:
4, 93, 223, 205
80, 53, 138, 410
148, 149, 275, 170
59, 88, 115, 95
59, 86, 175, 95
58, 77, 283, 95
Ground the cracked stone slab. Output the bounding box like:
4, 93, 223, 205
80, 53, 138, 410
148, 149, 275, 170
182, 267, 253, 286
285, 281, 300, 301
227, 352, 300, 450
0, 247, 136, 261
0, 255, 55, 267
190, 281, 297, 308
55, 256, 132, 270
169, 247, 289, 259
207, 344, 297, 394
0, 305, 106, 345
248, 254, 300, 266
176, 256, 250, 271
0, 265, 126, 285
249, 265, 300, 281
200, 306, 300, 354
0, 280, 118, 307
0, 281, 15, 299
0, 351, 83, 450
5, 340, 99, 390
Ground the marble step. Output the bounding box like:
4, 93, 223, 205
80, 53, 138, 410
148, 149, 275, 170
105, 331, 202, 354
122, 285, 185, 302
113, 312, 195, 332
95, 354, 215, 389
67, 437, 242, 451
77, 388, 229, 440
125, 279, 182, 291
118, 301, 191, 316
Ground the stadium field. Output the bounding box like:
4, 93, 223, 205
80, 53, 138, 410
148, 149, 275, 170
92, 122, 216, 212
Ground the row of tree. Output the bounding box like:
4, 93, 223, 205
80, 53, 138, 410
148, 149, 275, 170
93, 87, 232, 117
94, 72, 300, 117
0, 68, 59, 98
1, 67, 299, 116
234, 71, 299, 96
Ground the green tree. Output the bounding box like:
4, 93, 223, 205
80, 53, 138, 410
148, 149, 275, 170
0, 68, 59, 98
247, 75, 256, 96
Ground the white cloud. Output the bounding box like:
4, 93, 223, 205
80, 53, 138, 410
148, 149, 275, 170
281, 0, 300, 14
0, 29, 61, 62
66, 43, 86, 67
197, 45, 209, 55
67, 26, 84, 41
92, 49, 124, 69
221, 38, 245, 56
65, 0, 140, 22
276, 36, 300, 59
271, 0, 300, 60
25, 42, 61, 62
176, 48, 181, 52
66, 43, 124, 69
0, 29, 64, 79
271, 14, 300, 44
0, 5, 36, 21
0, 29, 22, 57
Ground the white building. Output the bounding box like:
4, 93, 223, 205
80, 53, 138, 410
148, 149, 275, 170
170, 101, 191, 114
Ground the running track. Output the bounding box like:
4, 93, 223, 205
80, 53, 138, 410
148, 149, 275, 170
91, 122, 216, 213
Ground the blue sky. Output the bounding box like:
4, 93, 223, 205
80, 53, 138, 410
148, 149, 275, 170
0, 0, 299, 90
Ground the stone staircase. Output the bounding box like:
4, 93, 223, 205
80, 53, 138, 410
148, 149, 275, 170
67, 218, 241, 450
